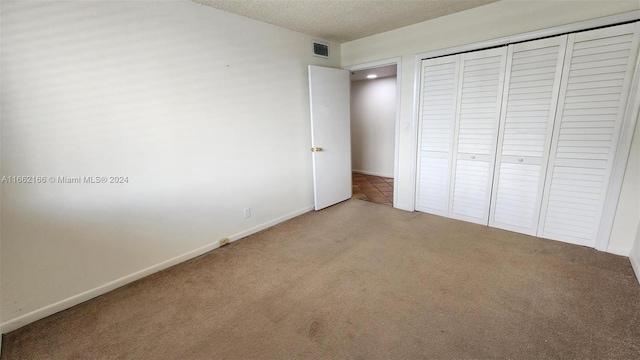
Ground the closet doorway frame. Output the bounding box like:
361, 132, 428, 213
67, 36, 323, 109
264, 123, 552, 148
410, 11, 640, 252
345, 57, 402, 208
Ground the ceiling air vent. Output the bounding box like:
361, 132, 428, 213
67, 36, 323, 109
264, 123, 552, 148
313, 40, 329, 59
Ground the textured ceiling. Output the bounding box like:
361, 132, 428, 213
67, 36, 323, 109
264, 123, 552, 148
192, 0, 499, 44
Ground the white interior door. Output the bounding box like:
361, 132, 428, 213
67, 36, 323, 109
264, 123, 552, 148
489, 36, 567, 235
449, 47, 507, 225
414, 21, 639, 251
308, 65, 352, 211
538, 23, 640, 246
415, 54, 460, 216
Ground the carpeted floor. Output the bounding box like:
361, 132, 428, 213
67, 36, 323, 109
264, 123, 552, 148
3, 199, 640, 359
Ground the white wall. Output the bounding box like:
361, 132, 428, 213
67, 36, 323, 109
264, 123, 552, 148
631, 223, 640, 284
0, 0, 340, 331
627, 122, 640, 283
0, 39, 3, 343
350, 76, 396, 177
341, 0, 640, 254
610, 116, 640, 255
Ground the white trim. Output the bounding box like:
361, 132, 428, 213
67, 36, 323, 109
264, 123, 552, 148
413, 11, 640, 61
597, 24, 640, 252
393, 61, 402, 209
631, 250, 640, 285
227, 206, 313, 241
345, 57, 402, 209
0, 205, 313, 334
352, 169, 393, 178
344, 57, 400, 72
607, 246, 632, 257
408, 53, 422, 212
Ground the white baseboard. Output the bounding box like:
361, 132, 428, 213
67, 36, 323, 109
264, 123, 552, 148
0, 205, 314, 334
228, 205, 313, 242
352, 169, 394, 178
631, 251, 640, 286
605, 246, 631, 257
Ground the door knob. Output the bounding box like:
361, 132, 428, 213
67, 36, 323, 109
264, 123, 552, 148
311, 147, 323, 152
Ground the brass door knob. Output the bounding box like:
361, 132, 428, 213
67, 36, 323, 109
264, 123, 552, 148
311, 147, 323, 152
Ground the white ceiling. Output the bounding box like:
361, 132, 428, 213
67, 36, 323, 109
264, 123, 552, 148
192, 0, 499, 44
350, 64, 397, 81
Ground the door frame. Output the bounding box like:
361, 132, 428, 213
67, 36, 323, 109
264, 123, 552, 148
411, 11, 640, 253
345, 57, 402, 208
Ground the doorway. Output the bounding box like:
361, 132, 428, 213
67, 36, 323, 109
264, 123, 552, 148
352, 172, 394, 206
347, 61, 399, 207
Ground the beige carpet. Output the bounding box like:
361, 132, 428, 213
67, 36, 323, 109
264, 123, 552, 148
3, 199, 640, 359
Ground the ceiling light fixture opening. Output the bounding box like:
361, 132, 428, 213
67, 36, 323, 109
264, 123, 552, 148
366, 74, 378, 79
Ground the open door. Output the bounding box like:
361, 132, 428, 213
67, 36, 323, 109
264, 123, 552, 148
308, 65, 351, 210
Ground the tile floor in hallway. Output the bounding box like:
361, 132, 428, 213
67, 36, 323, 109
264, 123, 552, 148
352, 172, 394, 206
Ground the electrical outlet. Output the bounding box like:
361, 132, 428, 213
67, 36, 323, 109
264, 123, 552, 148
219, 238, 230, 246
244, 207, 251, 218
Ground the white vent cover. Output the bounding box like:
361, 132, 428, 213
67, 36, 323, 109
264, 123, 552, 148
313, 40, 329, 58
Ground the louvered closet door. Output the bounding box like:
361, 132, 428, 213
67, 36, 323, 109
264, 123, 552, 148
489, 36, 567, 235
415, 55, 460, 216
539, 23, 640, 246
449, 47, 507, 225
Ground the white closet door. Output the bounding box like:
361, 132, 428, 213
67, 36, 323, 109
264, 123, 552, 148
489, 36, 567, 235
449, 47, 507, 225
539, 23, 640, 246
415, 55, 460, 216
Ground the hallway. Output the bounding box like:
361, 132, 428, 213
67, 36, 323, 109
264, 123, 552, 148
352, 172, 394, 206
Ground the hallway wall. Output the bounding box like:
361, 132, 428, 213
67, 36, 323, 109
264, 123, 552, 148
350, 76, 396, 177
